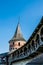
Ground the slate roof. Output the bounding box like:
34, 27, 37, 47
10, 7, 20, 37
9, 22, 26, 43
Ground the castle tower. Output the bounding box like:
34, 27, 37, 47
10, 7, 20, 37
9, 22, 26, 51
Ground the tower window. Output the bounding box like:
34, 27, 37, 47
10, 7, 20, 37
13, 42, 14, 45
18, 42, 20, 46
13, 48, 14, 50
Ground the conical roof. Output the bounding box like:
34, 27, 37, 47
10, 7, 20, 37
9, 22, 26, 43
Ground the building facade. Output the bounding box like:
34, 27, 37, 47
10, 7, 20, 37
0, 17, 43, 65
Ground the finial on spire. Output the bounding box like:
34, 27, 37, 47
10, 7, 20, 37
18, 16, 20, 25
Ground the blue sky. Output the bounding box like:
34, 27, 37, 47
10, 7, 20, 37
0, 0, 43, 53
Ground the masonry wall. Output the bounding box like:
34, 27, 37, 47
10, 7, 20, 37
9, 40, 26, 51
11, 59, 32, 65
11, 53, 43, 65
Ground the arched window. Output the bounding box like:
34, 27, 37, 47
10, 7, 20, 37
40, 27, 43, 35
20, 49, 23, 53
31, 40, 34, 46
28, 44, 30, 50
36, 34, 39, 44
24, 47, 27, 52
17, 51, 19, 57
40, 27, 43, 41
24, 47, 27, 55
31, 40, 35, 50
12, 53, 14, 59
14, 52, 16, 58
41, 37, 43, 41
28, 44, 31, 53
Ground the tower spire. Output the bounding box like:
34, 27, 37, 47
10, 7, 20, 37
18, 16, 20, 24
9, 18, 26, 43
9, 18, 26, 51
